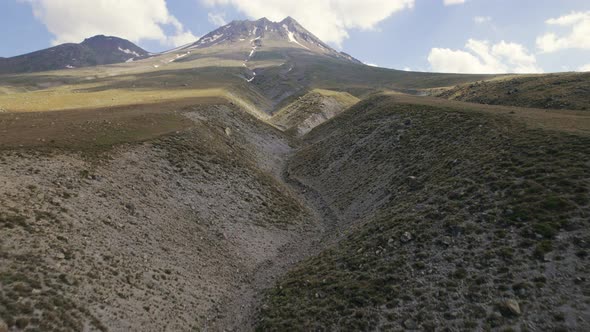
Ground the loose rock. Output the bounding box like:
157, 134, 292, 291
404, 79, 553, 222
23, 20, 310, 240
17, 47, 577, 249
501, 299, 521, 316
403, 318, 418, 329
401, 231, 413, 243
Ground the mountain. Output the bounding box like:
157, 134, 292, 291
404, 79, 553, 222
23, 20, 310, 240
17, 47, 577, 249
159, 17, 493, 112
185, 17, 361, 63
0, 35, 149, 74
1, 15, 590, 332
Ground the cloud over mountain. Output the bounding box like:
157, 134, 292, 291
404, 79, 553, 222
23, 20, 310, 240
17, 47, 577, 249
536, 11, 590, 53
428, 39, 543, 74
22, 0, 196, 47
201, 0, 415, 47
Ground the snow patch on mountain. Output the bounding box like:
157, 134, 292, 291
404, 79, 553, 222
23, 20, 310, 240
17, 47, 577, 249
246, 70, 257, 82
194, 34, 224, 47
167, 52, 191, 63
283, 25, 309, 50
118, 47, 141, 57
176, 17, 361, 64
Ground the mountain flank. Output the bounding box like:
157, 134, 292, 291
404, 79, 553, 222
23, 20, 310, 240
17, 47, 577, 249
0, 16, 589, 332
0, 35, 148, 74
184, 17, 361, 64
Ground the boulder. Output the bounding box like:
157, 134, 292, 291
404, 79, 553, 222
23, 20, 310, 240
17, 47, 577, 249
501, 299, 521, 316
403, 318, 418, 329
401, 231, 413, 243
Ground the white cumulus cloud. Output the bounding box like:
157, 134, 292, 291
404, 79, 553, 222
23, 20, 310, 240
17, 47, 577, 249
208, 12, 228, 26
201, 0, 415, 47
579, 64, 590, 72
444, 0, 466, 6
22, 0, 196, 47
428, 39, 543, 74
536, 11, 590, 53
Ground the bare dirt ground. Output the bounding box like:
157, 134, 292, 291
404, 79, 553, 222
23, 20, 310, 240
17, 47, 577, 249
2, 93, 589, 331
0, 102, 338, 331
0, 98, 223, 149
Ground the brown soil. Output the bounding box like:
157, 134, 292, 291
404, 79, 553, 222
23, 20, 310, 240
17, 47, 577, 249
0, 97, 223, 150
0, 102, 332, 331
1, 93, 589, 331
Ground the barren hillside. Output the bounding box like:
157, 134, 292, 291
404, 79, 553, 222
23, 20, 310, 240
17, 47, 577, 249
0, 103, 327, 331
259, 94, 590, 331
1, 16, 589, 332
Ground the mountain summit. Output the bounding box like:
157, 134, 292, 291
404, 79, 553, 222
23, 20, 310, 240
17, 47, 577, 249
0, 35, 148, 74
184, 17, 360, 63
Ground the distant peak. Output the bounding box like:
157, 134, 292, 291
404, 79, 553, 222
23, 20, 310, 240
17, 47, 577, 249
81, 35, 123, 44
184, 16, 361, 64
0, 33, 149, 74
281, 16, 300, 25
225, 17, 299, 26
84, 35, 113, 40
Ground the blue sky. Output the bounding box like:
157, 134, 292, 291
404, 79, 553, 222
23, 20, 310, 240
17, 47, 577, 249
1, 0, 589, 73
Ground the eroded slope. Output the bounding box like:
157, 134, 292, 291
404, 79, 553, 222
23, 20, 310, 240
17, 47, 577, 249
1, 86, 589, 332
0, 103, 320, 331
270, 89, 359, 136
258, 95, 590, 331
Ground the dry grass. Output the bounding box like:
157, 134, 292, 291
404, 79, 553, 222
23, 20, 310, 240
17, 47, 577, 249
435, 72, 590, 111
384, 93, 590, 135
0, 86, 226, 112
0, 100, 213, 152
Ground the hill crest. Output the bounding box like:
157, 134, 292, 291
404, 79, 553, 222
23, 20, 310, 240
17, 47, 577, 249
0, 35, 149, 74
